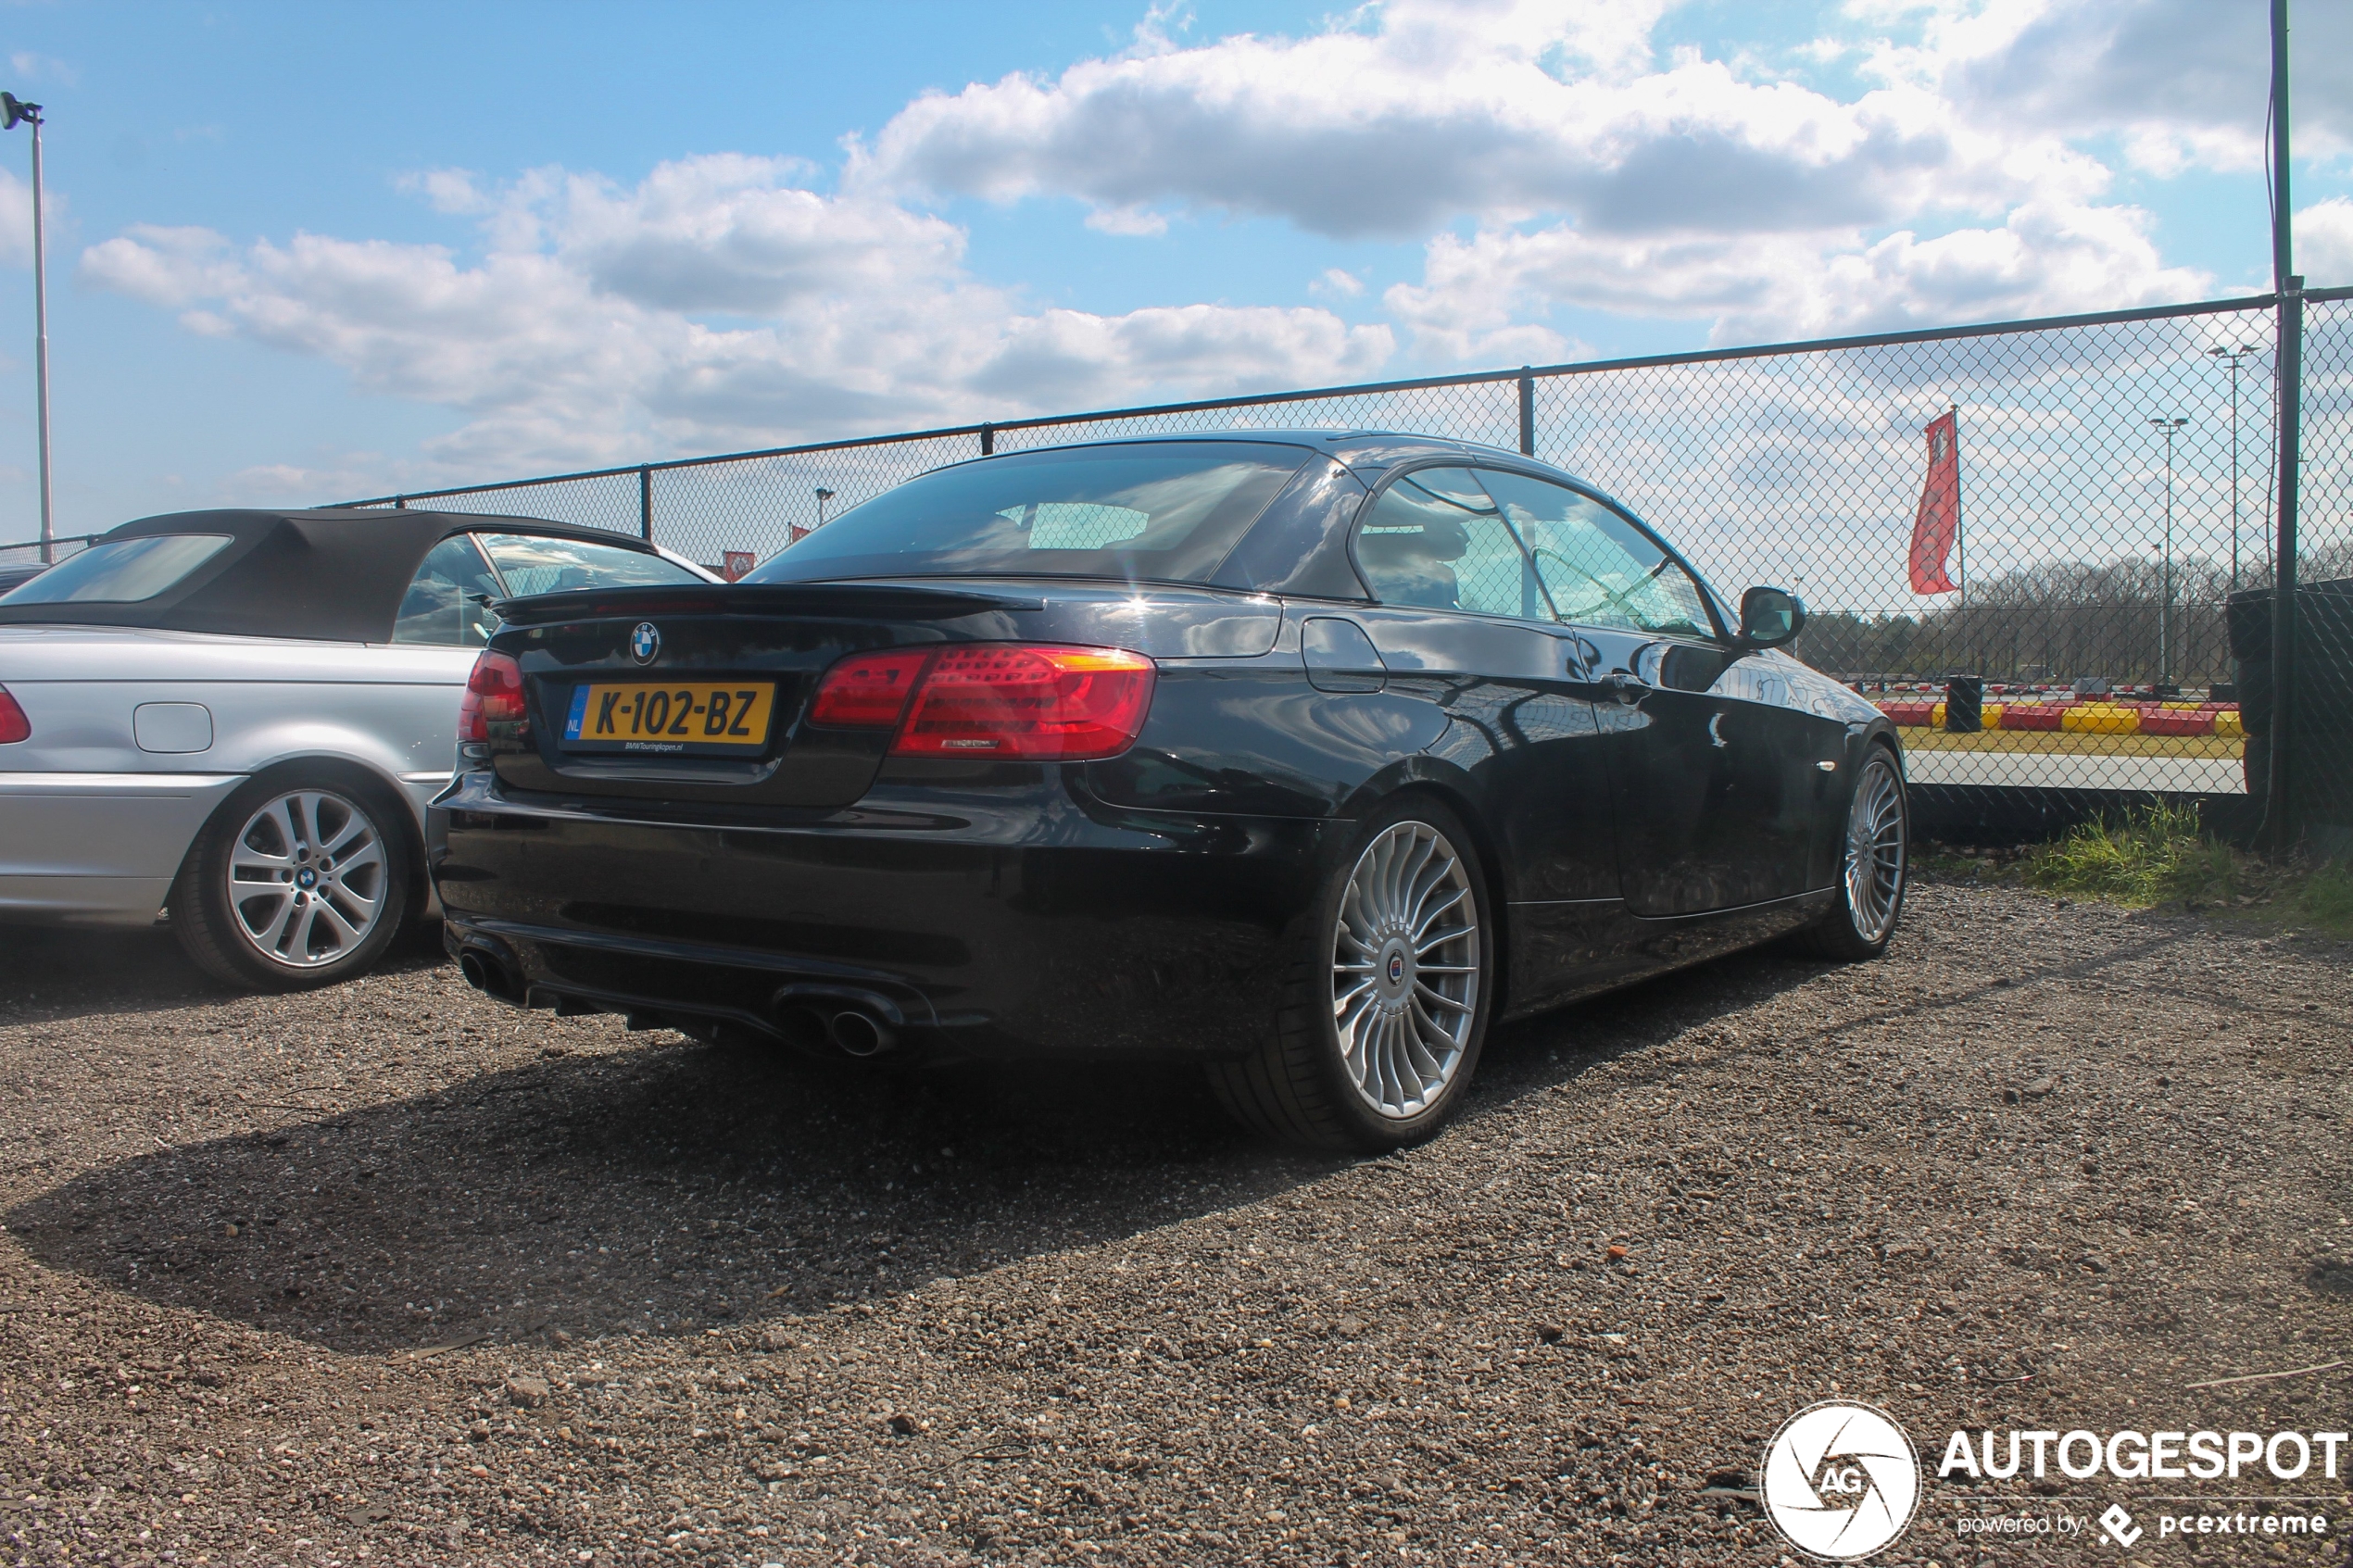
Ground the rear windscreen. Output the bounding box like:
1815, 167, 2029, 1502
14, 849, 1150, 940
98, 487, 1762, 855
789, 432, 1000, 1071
745, 443, 1312, 585
0, 534, 233, 605
475, 533, 701, 596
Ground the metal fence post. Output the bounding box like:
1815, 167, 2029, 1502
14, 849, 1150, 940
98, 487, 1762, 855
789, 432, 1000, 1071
638, 464, 653, 544
981, 423, 995, 457
1516, 370, 1535, 457
2268, 275, 2303, 850
393, 495, 406, 510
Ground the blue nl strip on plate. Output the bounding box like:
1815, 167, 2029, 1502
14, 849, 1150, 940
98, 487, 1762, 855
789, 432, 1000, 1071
564, 684, 588, 740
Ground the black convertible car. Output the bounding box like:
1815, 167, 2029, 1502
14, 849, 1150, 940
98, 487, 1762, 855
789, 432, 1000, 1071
430, 433, 1906, 1150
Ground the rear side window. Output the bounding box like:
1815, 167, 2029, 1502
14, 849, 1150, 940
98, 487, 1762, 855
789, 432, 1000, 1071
474, 533, 700, 596
747, 443, 1312, 585
1354, 468, 1547, 621
393, 535, 507, 646
1476, 470, 1717, 639
0, 534, 232, 605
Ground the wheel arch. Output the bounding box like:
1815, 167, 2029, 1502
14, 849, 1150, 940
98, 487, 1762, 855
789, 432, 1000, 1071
170, 753, 431, 922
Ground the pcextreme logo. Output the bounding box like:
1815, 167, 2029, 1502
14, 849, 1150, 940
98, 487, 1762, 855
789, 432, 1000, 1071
1760, 1401, 1922, 1562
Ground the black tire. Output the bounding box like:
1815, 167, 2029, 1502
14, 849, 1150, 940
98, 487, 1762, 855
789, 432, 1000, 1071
1208, 795, 1496, 1152
171, 766, 416, 992
1793, 742, 1908, 961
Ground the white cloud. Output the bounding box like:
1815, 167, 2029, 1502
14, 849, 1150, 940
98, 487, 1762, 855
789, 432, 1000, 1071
6, 52, 77, 87
853, 0, 2097, 241
1082, 204, 1168, 236
1309, 267, 1364, 298
1387, 198, 2209, 350
79, 156, 1392, 477
1922, 0, 2353, 174
0, 168, 32, 270
2299, 197, 2353, 289
845, 0, 2236, 347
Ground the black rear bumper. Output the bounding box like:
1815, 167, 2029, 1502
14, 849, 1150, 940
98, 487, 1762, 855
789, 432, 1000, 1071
429, 771, 1336, 1060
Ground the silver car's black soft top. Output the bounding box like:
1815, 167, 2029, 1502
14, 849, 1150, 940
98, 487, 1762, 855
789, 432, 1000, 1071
0, 508, 676, 642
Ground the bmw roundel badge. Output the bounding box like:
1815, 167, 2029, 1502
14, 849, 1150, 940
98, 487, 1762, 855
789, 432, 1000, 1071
630, 621, 661, 664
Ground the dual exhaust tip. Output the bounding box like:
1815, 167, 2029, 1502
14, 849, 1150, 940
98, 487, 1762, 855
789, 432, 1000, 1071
454, 941, 897, 1058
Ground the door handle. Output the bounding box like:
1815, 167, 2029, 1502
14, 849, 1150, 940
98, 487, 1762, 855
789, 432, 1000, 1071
1602, 671, 1644, 705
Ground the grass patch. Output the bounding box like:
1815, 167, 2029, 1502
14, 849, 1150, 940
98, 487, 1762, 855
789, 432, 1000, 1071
2022, 802, 2240, 907
2290, 860, 2353, 935
1985, 802, 2353, 940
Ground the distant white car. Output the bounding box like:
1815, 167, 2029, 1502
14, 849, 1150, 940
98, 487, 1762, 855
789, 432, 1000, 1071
0, 508, 714, 989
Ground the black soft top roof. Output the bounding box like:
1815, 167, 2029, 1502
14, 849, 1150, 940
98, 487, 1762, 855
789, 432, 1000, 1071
0, 508, 662, 641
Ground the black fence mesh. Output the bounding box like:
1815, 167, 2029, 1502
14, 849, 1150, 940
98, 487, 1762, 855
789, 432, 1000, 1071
292, 288, 2341, 846
2292, 294, 2353, 847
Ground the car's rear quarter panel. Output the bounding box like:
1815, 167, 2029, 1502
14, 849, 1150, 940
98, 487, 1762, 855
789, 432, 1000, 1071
0, 628, 471, 922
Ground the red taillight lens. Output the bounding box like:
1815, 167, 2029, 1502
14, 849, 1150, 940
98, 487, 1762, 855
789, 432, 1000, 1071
807, 644, 1157, 760
809, 648, 932, 729
0, 684, 28, 745
894, 644, 1155, 760
458, 651, 528, 745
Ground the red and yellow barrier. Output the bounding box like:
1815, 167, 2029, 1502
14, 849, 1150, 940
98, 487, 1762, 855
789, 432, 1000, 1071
1868, 696, 2241, 738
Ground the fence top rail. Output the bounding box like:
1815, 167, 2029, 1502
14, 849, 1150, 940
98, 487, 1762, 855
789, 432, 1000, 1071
0, 532, 101, 554
324, 291, 2298, 509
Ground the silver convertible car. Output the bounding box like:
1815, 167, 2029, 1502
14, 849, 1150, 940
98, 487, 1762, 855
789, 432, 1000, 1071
0, 508, 711, 988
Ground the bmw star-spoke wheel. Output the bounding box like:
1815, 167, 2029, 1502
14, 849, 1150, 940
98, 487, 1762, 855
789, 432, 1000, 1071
1330, 820, 1481, 1120
1843, 754, 1906, 946
226, 789, 391, 968
175, 772, 411, 992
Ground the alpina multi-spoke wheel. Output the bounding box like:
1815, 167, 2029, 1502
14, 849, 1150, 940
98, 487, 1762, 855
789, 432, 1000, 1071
174, 771, 412, 991
1208, 797, 1493, 1151
1797, 745, 1908, 960
1329, 820, 1481, 1119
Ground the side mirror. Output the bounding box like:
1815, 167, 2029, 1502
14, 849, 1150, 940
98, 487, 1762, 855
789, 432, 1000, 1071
1735, 585, 1805, 650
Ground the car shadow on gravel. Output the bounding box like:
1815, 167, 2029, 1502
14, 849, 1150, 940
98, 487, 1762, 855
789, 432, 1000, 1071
5, 1028, 1349, 1356
4, 938, 1855, 1359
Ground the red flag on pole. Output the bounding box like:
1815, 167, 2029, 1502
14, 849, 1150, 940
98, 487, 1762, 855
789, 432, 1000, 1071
1908, 409, 1960, 596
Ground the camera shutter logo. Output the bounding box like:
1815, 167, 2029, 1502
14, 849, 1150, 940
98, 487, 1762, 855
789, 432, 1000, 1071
1760, 1400, 1921, 1562
629, 622, 661, 665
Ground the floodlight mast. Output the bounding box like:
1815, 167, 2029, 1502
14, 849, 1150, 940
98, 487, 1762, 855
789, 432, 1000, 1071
2147, 417, 2188, 687
2, 92, 50, 565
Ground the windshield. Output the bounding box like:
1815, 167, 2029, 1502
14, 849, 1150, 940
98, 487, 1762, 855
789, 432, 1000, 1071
0, 534, 233, 605
746, 443, 1311, 585
474, 533, 701, 596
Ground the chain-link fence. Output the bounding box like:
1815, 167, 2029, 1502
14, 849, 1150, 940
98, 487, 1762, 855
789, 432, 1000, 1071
7, 288, 2333, 844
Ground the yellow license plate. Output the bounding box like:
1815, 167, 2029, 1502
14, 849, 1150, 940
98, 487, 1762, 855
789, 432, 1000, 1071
560, 681, 777, 753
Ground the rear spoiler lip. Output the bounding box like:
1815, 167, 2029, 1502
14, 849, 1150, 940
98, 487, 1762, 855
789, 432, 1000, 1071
492, 581, 1045, 627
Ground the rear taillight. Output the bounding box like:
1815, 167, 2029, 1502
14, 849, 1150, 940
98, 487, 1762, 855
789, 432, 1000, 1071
0, 684, 27, 745
458, 651, 528, 746
807, 643, 1155, 761
809, 648, 930, 729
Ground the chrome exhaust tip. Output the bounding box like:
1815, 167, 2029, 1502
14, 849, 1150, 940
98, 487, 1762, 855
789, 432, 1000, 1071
827, 1010, 895, 1059
455, 943, 525, 1006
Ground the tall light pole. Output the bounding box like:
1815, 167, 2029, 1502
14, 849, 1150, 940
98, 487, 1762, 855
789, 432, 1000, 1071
2208, 344, 2258, 591
2, 93, 50, 564
2148, 416, 2188, 687
813, 486, 836, 526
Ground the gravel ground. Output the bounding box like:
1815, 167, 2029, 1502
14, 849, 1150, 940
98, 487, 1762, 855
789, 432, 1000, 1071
1, 881, 2348, 1567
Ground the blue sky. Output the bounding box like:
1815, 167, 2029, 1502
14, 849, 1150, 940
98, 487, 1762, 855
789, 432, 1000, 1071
0, 0, 2347, 539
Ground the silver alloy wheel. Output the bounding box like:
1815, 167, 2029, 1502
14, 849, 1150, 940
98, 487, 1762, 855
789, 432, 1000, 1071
225, 789, 390, 969
1843, 755, 1906, 944
1330, 820, 1480, 1119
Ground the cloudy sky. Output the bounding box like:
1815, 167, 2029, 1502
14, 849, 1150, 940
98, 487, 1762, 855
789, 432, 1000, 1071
0, 0, 2347, 535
